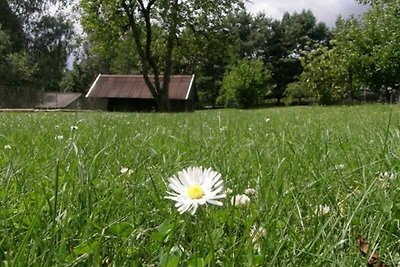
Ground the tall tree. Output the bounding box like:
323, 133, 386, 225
294, 0, 400, 104
0, 0, 25, 51
29, 15, 73, 91
226, 9, 330, 103
0, 25, 37, 107
267, 10, 330, 103
81, 0, 243, 111
171, 17, 238, 107
0, 0, 73, 107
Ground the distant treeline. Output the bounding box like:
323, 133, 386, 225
1, 0, 398, 108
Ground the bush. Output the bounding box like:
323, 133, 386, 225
218, 59, 270, 108
285, 81, 311, 104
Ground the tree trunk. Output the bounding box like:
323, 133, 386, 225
122, 0, 178, 112
155, 89, 172, 111
158, 0, 178, 112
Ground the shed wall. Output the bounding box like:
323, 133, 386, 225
104, 98, 195, 112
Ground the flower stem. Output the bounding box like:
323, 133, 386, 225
199, 208, 215, 266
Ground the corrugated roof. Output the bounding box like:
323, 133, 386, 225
86, 75, 194, 100
36, 92, 82, 109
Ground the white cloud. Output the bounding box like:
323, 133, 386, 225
245, 0, 369, 27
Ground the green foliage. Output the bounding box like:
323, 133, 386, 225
297, 1, 400, 104
4, 52, 36, 84
60, 61, 96, 93
219, 59, 270, 108
296, 45, 359, 105
78, 4, 331, 107
0, 0, 73, 105
0, 25, 39, 107
0, 24, 34, 84
29, 15, 73, 91
0, 0, 25, 51
80, 0, 243, 111
285, 80, 311, 103
0, 25, 10, 55
356, 0, 389, 4
245, 10, 331, 102
357, 1, 400, 94
174, 24, 236, 107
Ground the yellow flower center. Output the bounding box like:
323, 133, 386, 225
187, 184, 204, 199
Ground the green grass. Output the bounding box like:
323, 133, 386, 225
0, 105, 399, 266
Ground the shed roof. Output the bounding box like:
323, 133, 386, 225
86, 74, 195, 100
36, 92, 82, 109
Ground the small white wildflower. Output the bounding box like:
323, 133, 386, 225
219, 126, 227, 132
4, 144, 11, 150
244, 188, 257, 196
378, 171, 397, 189
170, 244, 185, 254
165, 166, 226, 215
70, 125, 78, 130
335, 164, 345, 170
265, 118, 271, 123
55, 125, 60, 129
231, 194, 250, 207
225, 188, 233, 195
120, 167, 133, 175
250, 224, 266, 241
379, 171, 397, 181
55, 135, 64, 140
338, 201, 346, 216
314, 205, 330, 215
250, 224, 266, 253
250, 224, 266, 243
135, 228, 148, 241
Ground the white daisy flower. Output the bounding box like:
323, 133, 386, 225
231, 194, 250, 207
165, 166, 226, 215
4, 144, 11, 150
70, 125, 78, 130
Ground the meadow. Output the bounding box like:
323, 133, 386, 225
0, 105, 399, 266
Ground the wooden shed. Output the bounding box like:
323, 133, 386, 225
86, 74, 197, 112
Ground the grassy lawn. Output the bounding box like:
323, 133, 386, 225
0, 105, 399, 266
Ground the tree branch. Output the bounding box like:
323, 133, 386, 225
138, 0, 161, 93
121, 0, 159, 100
162, 0, 179, 93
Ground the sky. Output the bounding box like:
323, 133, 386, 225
245, 0, 369, 27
